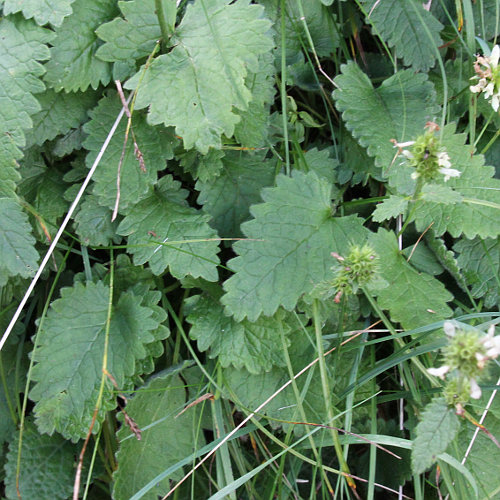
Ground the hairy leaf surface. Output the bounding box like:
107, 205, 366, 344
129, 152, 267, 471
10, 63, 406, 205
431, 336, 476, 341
30, 281, 166, 441
370, 229, 453, 329
4, 422, 77, 499
43, 0, 118, 92
186, 287, 290, 373
118, 177, 220, 281
113, 366, 204, 500
360, 0, 443, 71
0, 198, 39, 286
196, 150, 275, 238
96, 0, 175, 63
221, 170, 368, 321
83, 92, 176, 213
412, 125, 500, 239
125, 0, 274, 153
333, 63, 438, 169
2, 0, 76, 27
412, 398, 459, 474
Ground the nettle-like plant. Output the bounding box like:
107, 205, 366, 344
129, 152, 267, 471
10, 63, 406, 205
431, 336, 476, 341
0, 0, 499, 499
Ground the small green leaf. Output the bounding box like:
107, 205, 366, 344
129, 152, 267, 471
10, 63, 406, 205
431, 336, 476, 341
96, 0, 176, 63
74, 195, 121, 247
221, 170, 368, 321
118, 177, 220, 281
112, 366, 204, 500
83, 92, 176, 213
43, 0, 118, 92
420, 184, 463, 204
370, 229, 453, 329
0, 198, 39, 286
186, 288, 290, 374
360, 0, 443, 72
412, 398, 460, 475
29, 280, 166, 441
372, 195, 409, 222
2, 0, 76, 27
333, 63, 438, 170
125, 0, 274, 153
196, 150, 276, 238
4, 422, 78, 500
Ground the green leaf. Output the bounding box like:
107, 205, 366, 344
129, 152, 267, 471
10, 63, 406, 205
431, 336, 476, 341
125, 0, 274, 153
372, 195, 409, 222
0, 16, 53, 196
0, 198, 40, 286
420, 184, 464, 204
83, 92, 176, 213
412, 398, 460, 475
454, 237, 500, 308
4, 422, 78, 500
195, 150, 276, 238
118, 176, 220, 281
96, 0, 175, 63
333, 63, 438, 169
369, 229, 453, 329
43, 0, 118, 92
26, 88, 98, 147
412, 125, 500, 239
179, 148, 225, 182
74, 195, 121, 247
29, 280, 166, 441
2, 0, 76, 27
360, 0, 443, 72
112, 366, 204, 500
233, 52, 276, 148
221, 170, 368, 321
186, 288, 290, 374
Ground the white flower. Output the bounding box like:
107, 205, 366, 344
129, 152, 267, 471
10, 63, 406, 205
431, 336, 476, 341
469, 378, 482, 399
490, 44, 500, 68
427, 365, 450, 379
437, 151, 452, 168
470, 45, 500, 112
436, 151, 461, 181
481, 324, 500, 359
443, 321, 456, 337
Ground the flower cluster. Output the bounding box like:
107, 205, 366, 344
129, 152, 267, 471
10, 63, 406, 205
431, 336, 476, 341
470, 44, 500, 112
392, 122, 461, 184
428, 321, 500, 413
330, 245, 379, 303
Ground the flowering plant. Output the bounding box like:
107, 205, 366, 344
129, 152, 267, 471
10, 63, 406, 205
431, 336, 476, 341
470, 44, 500, 112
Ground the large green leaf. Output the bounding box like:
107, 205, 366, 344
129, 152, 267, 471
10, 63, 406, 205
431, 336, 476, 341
454, 237, 500, 308
369, 229, 453, 329
360, 0, 443, 72
43, 0, 118, 92
118, 176, 221, 281
0, 16, 53, 197
3, 422, 78, 500
2, 0, 76, 27
412, 125, 500, 239
112, 366, 204, 500
412, 398, 460, 475
195, 150, 276, 238
83, 92, 176, 213
0, 198, 40, 286
29, 280, 167, 441
332, 63, 439, 169
186, 287, 290, 374
125, 0, 274, 153
96, 0, 176, 63
221, 170, 368, 321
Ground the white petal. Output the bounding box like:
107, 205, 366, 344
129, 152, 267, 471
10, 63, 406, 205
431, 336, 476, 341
439, 167, 461, 182
484, 82, 495, 98
492, 94, 500, 112
487, 324, 496, 337
427, 365, 450, 379
437, 151, 452, 168
443, 321, 456, 337
395, 140, 415, 148
490, 45, 500, 68
469, 378, 482, 399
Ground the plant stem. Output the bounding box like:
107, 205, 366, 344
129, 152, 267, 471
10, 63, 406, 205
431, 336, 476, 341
312, 299, 355, 490
155, 0, 172, 44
